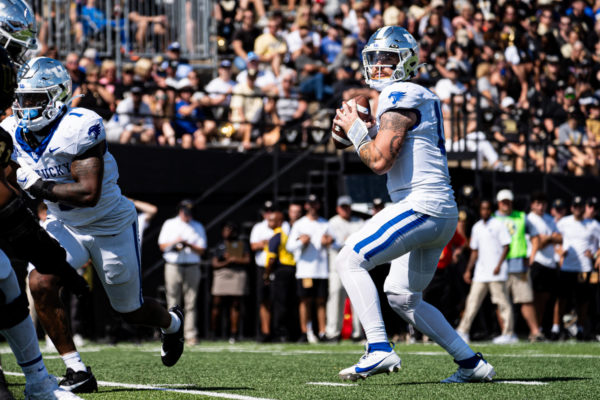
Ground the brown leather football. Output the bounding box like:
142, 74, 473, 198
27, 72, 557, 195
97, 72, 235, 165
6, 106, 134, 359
331, 95, 371, 149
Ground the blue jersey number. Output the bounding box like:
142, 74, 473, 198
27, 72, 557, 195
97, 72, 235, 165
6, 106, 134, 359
432, 101, 446, 155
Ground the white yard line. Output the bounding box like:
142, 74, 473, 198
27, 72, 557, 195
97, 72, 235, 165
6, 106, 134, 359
307, 382, 357, 387
3, 372, 276, 400
495, 380, 548, 386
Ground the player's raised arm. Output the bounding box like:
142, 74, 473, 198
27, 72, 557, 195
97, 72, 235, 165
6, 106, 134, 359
334, 101, 416, 175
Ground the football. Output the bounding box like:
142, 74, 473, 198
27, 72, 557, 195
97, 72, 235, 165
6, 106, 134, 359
331, 95, 371, 149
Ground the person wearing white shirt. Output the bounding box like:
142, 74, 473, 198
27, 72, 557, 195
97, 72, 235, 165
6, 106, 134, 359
556, 196, 600, 339
526, 192, 562, 337
250, 201, 290, 341
325, 196, 364, 341
158, 200, 207, 344
286, 195, 333, 342
457, 200, 514, 344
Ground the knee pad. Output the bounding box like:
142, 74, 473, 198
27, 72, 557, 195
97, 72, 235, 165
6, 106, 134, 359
336, 246, 370, 275
387, 291, 422, 316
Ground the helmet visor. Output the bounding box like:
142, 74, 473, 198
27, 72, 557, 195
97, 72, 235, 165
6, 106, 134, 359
365, 50, 401, 67
16, 91, 49, 109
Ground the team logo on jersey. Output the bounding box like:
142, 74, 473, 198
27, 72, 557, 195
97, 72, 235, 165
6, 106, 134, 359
88, 123, 102, 140
388, 91, 406, 105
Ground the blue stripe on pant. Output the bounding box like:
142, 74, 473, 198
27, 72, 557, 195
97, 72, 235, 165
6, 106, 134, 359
363, 214, 430, 261
353, 209, 415, 255
131, 222, 143, 306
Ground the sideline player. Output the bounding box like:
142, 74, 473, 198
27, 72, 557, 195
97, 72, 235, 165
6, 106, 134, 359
0, 45, 83, 399
2, 57, 185, 393
333, 26, 495, 383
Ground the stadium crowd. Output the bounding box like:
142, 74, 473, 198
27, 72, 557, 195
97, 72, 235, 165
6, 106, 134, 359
53, 190, 600, 346
13, 0, 600, 174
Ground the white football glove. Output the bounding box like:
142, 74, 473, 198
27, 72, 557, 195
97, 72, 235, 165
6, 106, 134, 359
16, 164, 41, 191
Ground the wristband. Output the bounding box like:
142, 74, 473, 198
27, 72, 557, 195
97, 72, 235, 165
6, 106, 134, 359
347, 118, 371, 152
28, 180, 58, 203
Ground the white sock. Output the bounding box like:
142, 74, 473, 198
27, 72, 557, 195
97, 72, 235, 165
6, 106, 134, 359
551, 324, 560, 334
1, 317, 48, 384
161, 311, 181, 334
61, 352, 87, 373
337, 251, 388, 343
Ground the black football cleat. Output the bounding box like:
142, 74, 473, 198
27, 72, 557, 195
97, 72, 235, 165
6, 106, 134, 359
59, 366, 98, 393
161, 305, 184, 367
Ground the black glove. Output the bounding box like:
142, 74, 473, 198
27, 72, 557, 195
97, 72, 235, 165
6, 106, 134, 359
57, 267, 90, 299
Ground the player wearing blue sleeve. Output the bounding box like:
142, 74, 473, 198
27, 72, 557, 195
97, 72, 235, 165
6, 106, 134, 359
333, 26, 495, 383
2, 57, 186, 393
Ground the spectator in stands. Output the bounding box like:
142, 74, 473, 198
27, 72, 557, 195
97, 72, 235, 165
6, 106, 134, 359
99, 59, 118, 95
341, 0, 371, 36
211, 221, 250, 344
254, 15, 288, 77
293, 30, 330, 101
128, 6, 167, 53
457, 199, 514, 344
158, 200, 207, 345
286, 194, 332, 343
72, 64, 115, 122
231, 8, 262, 72
287, 20, 321, 62
556, 196, 599, 340
163, 79, 206, 149
494, 189, 544, 342
557, 108, 595, 175
325, 195, 364, 342
105, 85, 156, 144
265, 211, 297, 342
65, 52, 85, 92
250, 201, 289, 342
114, 63, 135, 101
150, 88, 173, 141
200, 59, 237, 140
352, 15, 371, 58
527, 192, 562, 339
161, 42, 193, 81
230, 68, 265, 150
328, 37, 361, 77
236, 52, 278, 95
320, 25, 342, 64
418, 0, 453, 40
265, 69, 307, 139
434, 60, 466, 142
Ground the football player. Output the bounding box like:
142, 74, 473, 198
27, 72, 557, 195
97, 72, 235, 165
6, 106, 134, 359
333, 26, 496, 382
0, 45, 83, 400
2, 57, 185, 393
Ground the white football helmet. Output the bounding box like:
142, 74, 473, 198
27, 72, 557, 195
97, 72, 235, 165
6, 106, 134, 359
362, 26, 420, 91
13, 57, 72, 133
0, 0, 37, 66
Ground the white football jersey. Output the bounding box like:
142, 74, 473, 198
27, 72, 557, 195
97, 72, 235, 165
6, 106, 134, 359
376, 82, 457, 218
2, 107, 136, 235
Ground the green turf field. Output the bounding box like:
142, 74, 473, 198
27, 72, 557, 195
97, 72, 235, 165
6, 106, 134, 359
1, 340, 599, 399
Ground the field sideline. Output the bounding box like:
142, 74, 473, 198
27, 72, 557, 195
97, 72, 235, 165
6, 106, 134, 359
1, 340, 599, 399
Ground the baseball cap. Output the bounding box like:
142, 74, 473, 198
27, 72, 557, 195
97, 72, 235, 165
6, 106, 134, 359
572, 196, 584, 206
586, 196, 598, 207
247, 52, 259, 62
501, 96, 515, 109
219, 59, 232, 68
307, 194, 319, 203
130, 85, 144, 95
497, 189, 514, 202
372, 198, 384, 207
552, 198, 566, 210
263, 200, 275, 212
431, 0, 444, 8
337, 195, 352, 207
178, 199, 194, 214
168, 41, 181, 51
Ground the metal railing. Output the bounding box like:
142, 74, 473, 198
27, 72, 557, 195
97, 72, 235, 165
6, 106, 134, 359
38, 0, 215, 68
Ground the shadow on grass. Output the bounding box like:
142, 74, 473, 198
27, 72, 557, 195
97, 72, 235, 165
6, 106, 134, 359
99, 385, 255, 393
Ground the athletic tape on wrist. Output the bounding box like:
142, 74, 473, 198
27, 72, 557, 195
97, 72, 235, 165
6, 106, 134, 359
347, 118, 371, 151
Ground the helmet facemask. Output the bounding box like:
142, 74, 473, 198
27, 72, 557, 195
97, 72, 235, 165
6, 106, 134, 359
363, 47, 418, 89
13, 82, 69, 134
